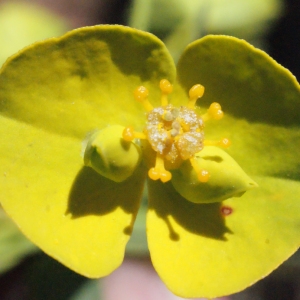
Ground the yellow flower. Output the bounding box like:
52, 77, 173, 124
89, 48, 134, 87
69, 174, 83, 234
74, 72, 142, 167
0, 25, 299, 298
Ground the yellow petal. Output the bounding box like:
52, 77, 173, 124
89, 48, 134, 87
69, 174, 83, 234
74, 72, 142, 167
0, 25, 176, 138
177, 35, 300, 126
204, 116, 300, 180
0, 115, 146, 277
176, 35, 300, 181
147, 176, 300, 298
0, 25, 172, 277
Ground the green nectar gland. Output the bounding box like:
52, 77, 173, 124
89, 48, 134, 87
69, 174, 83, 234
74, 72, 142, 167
122, 79, 230, 183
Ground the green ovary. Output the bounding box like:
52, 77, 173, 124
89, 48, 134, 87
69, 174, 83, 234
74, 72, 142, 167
83, 125, 142, 182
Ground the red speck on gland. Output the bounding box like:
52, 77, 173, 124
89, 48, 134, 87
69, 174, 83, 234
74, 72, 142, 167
221, 206, 233, 216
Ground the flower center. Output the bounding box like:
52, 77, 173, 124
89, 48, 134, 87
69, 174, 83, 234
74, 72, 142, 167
146, 104, 204, 163
122, 79, 230, 183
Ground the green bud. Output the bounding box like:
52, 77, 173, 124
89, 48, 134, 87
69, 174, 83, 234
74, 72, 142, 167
171, 146, 257, 203
83, 125, 141, 182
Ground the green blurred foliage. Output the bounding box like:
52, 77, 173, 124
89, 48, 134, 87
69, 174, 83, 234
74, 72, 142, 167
0, 1, 70, 66
127, 0, 282, 60
0, 207, 37, 273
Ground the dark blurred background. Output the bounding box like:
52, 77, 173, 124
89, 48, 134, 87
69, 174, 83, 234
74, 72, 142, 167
267, 0, 300, 80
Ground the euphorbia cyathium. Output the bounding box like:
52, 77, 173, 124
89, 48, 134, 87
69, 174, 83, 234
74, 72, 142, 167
0, 25, 299, 298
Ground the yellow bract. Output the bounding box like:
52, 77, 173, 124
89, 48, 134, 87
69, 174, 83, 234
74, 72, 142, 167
0, 25, 174, 277
0, 114, 146, 277
148, 176, 300, 298
0, 25, 299, 298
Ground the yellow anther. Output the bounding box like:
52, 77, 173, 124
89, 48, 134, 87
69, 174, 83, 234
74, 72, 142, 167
209, 102, 221, 112
188, 84, 205, 108
198, 169, 210, 182
190, 157, 210, 182
148, 168, 161, 180
160, 79, 173, 94
122, 126, 146, 141
189, 84, 205, 99
160, 79, 173, 106
208, 102, 224, 120
148, 154, 172, 183
122, 126, 135, 141
202, 102, 224, 121
160, 170, 172, 182
204, 138, 231, 148
134, 86, 153, 111
134, 86, 149, 101
219, 138, 231, 148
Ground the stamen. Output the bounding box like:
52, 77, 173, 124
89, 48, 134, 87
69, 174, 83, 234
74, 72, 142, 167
134, 86, 153, 111
148, 154, 172, 183
160, 79, 173, 106
202, 102, 224, 121
190, 157, 210, 182
188, 84, 205, 108
204, 138, 231, 148
122, 126, 147, 141
123, 79, 228, 184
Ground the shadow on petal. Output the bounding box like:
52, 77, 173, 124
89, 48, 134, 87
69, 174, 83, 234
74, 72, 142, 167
148, 179, 232, 241
66, 165, 146, 233
99, 28, 175, 81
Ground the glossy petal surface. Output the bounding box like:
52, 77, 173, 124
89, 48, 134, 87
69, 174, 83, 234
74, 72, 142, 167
147, 177, 300, 298
0, 25, 175, 276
